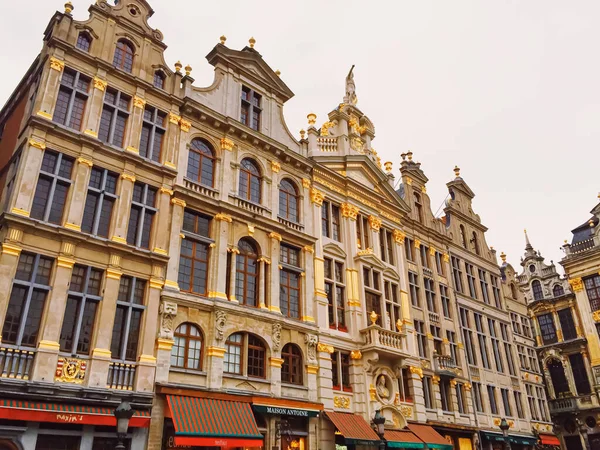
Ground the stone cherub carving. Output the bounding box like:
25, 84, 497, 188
377, 374, 390, 399
158, 301, 177, 339
344, 65, 358, 105
272, 323, 282, 351
215, 310, 227, 341
305, 334, 318, 362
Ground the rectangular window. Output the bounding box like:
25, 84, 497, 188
179, 210, 212, 295
451, 256, 463, 294
475, 313, 491, 369
280, 244, 302, 319
501, 388, 512, 416
490, 275, 502, 308
110, 276, 146, 361
514, 391, 525, 418
30, 150, 74, 224
356, 214, 370, 249
456, 383, 468, 414
126, 182, 157, 249
487, 385, 498, 415
139, 105, 166, 162
241, 86, 261, 131
478, 269, 490, 304
2, 152, 21, 213
325, 258, 346, 331
424, 278, 437, 312
435, 251, 444, 276
383, 280, 401, 332
536, 386, 549, 421
527, 348, 539, 373
59, 265, 103, 355
53, 67, 90, 131
501, 328, 517, 376
472, 382, 484, 412
570, 353, 591, 394
558, 308, 577, 341
585, 275, 600, 312
459, 307, 477, 366
420, 245, 430, 269
440, 378, 452, 411
321, 201, 341, 242
404, 237, 415, 261
488, 319, 504, 373
465, 263, 477, 298
517, 345, 529, 370
409, 271, 420, 307
99, 87, 131, 148
440, 285, 451, 318
398, 367, 412, 402
526, 384, 539, 421
431, 325, 443, 356
522, 316, 532, 338
415, 320, 427, 358
447, 330, 458, 366
380, 228, 395, 264
82, 167, 118, 237
224, 333, 242, 374
538, 313, 557, 345
511, 313, 522, 335
423, 376, 434, 409
332, 351, 351, 391
2, 253, 53, 347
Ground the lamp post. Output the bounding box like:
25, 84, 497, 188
373, 410, 386, 450
499, 418, 512, 450
114, 401, 134, 450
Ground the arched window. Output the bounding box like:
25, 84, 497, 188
414, 192, 424, 223
224, 332, 266, 378
532, 280, 544, 301
235, 239, 259, 307
472, 232, 480, 255
279, 179, 299, 222
113, 39, 134, 73
547, 359, 570, 397
281, 343, 303, 385
171, 323, 203, 370
76, 32, 92, 52
239, 158, 261, 203
153, 71, 165, 89
553, 284, 565, 297
187, 139, 215, 187
459, 225, 467, 249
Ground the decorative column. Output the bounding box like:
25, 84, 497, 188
0, 228, 23, 328
33, 56, 64, 121
302, 245, 315, 323
305, 335, 319, 402
87, 253, 123, 389
82, 76, 107, 138
340, 203, 361, 327
208, 213, 232, 302
63, 157, 93, 231
311, 187, 327, 326
111, 172, 135, 245
432, 375, 442, 413
206, 309, 228, 389
270, 161, 280, 221
270, 323, 283, 397
316, 342, 334, 410
580, 349, 595, 392
218, 138, 235, 200
10, 137, 46, 217
227, 247, 239, 303
152, 187, 173, 256
268, 232, 282, 314
124, 95, 146, 156
349, 351, 365, 414
155, 300, 178, 383
163, 112, 183, 169
551, 306, 563, 342
408, 366, 427, 422
368, 215, 382, 258
31, 240, 76, 383
164, 198, 186, 291
257, 258, 267, 309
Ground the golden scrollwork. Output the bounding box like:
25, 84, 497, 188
120, 173, 136, 183
179, 118, 191, 132
450, 379, 458, 387
93, 77, 107, 91
221, 137, 234, 151
592, 311, 600, 323
393, 229, 406, 244
464, 382, 472, 391
400, 405, 413, 418
341, 203, 359, 220
443, 253, 450, 263
77, 157, 93, 168
133, 96, 146, 109
357, 248, 374, 256
368, 215, 382, 232
269, 232, 282, 242
350, 137, 364, 152
569, 278, 584, 292
215, 213, 233, 223
168, 111, 181, 124
303, 245, 315, 253
334, 396, 351, 409
28, 138, 46, 150
369, 384, 377, 400
307, 113, 317, 126
350, 350, 362, 360
171, 198, 186, 208
55, 357, 86, 384
409, 366, 423, 379
317, 342, 334, 354
414, 239, 421, 249
406, 177, 413, 185
320, 121, 335, 136
50, 57, 65, 72
432, 376, 440, 385
429, 246, 436, 256
310, 187, 325, 206
271, 161, 281, 173
302, 178, 311, 189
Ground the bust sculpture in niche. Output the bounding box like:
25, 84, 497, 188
377, 374, 390, 399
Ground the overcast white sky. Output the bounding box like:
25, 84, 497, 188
1, 0, 598, 273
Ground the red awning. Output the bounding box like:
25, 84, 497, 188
0, 399, 150, 427
166, 395, 263, 448
325, 411, 380, 444
540, 434, 561, 446
407, 424, 453, 448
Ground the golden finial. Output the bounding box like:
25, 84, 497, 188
597, 192, 600, 199
384, 161, 392, 173
406, 151, 413, 161
396, 319, 403, 331
220, 35, 227, 45
370, 310, 378, 325
454, 165, 460, 178
400, 153, 407, 161
307, 113, 317, 126
300, 129, 306, 139
590, 220, 595, 228
275, 70, 281, 77
500, 252, 506, 263
564, 239, 568, 244
249, 37, 256, 48
184, 64, 192, 76
174, 61, 182, 73
64, 1, 74, 14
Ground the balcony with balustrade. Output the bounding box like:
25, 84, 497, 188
549, 394, 599, 413
434, 353, 460, 377
0, 346, 35, 380
360, 324, 409, 358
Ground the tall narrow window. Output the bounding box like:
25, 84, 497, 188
558, 308, 577, 341
187, 138, 215, 187
235, 239, 259, 307
420, 245, 430, 269
76, 32, 92, 52
111, 276, 146, 362
487, 385, 498, 415
356, 214, 370, 249
379, 228, 394, 264
423, 376, 434, 409
31, 150, 74, 224
280, 244, 302, 319
472, 232, 480, 255
81, 167, 118, 237
383, 280, 401, 331
239, 158, 261, 203
459, 308, 477, 366
584, 275, 600, 312
451, 256, 464, 294
2, 151, 21, 213
465, 263, 477, 299
59, 265, 103, 356
415, 320, 427, 358
570, 353, 591, 394
404, 237, 415, 261
364, 267, 383, 325
553, 284, 565, 297
526, 385, 539, 420
500, 323, 516, 376
478, 269, 490, 304
501, 389, 512, 416
475, 313, 491, 369
325, 258, 346, 331
113, 39, 134, 73
281, 343, 303, 385
424, 278, 437, 312
447, 331, 458, 365
321, 201, 341, 241
153, 71, 165, 89
279, 179, 299, 223
514, 391, 525, 418
179, 210, 212, 295
139, 105, 166, 162
126, 182, 157, 249
53, 68, 90, 130
240, 86, 262, 131
456, 383, 468, 414
332, 351, 352, 391
414, 192, 424, 223
538, 313, 557, 345
488, 319, 504, 373
490, 276, 502, 308
408, 272, 420, 307
472, 383, 484, 412
459, 225, 467, 249
547, 359, 570, 396
440, 378, 452, 411
171, 323, 203, 370
2, 253, 53, 347
440, 285, 451, 318
532, 280, 544, 301
98, 88, 131, 148
536, 386, 549, 421
435, 251, 444, 276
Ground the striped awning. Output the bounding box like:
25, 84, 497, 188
325, 411, 380, 444
0, 399, 150, 427
167, 395, 264, 448
407, 424, 453, 450
384, 429, 425, 448
540, 434, 561, 446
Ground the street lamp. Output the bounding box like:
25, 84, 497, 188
114, 401, 134, 450
373, 410, 386, 450
499, 418, 512, 450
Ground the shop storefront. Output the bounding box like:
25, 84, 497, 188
479, 431, 537, 450
251, 403, 321, 450
405, 424, 453, 450
325, 412, 381, 450
537, 434, 560, 449
432, 423, 477, 450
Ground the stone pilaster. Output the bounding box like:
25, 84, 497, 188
206, 346, 225, 389
33, 56, 64, 121
217, 138, 234, 200
111, 172, 135, 245
63, 157, 93, 231
270, 356, 283, 397
316, 343, 334, 410
124, 95, 146, 156
270, 161, 280, 221
269, 232, 282, 314
152, 187, 173, 256
208, 214, 232, 301
164, 112, 183, 169
349, 352, 365, 414
11, 137, 46, 218
408, 367, 427, 422
82, 76, 107, 138
0, 230, 22, 330
302, 246, 316, 323
164, 198, 186, 291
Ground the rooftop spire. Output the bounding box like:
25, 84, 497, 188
343, 65, 357, 105
524, 228, 532, 250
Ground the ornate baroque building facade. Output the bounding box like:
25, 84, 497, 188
0, 1, 554, 450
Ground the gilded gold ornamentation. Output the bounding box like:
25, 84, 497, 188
215, 213, 233, 223
303, 245, 314, 253
464, 383, 472, 391
369, 384, 377, 400
443, 253, 450, 263
77, 157, 93, 167
269, 232, 282, 242
133, 96, 146, 109
421, 185, 427, 193
271, 161, 281, 173
50, 57, 65, 72
432, 375, 440, 385
179, 119, 191, 132
341, 203, 359, 220
36, 110, 52, 120
592, 311, 600, 323
307, 113, 317, 126
28, 138, 46, 150
149, 277, 164, 290
400, 405, 413, 418
350, 350, 362, 360
55, 357, 86, 384
384, 161, 393, 173
57, 256, 75, 269
320, 121, 335, 136
409, 366, 423, 379
368, 215, 382, 232
569, 278, 584, 292
396, 319, 403, 331
316, 343, 334, 354
121, 173, 136, 183
334, 396, 350, 409
168, 112, 181, 124
2, 243, 22, 257
450, 379, 458, 387
160, 187, 174, 196
302, 178, 311, 189
171, 198, 186, 208
414, 239, 421, 249
64, 1, 74, 14
310, 187, 325, 206
350, 137, 363, 152
392, 229, 406, 244
357, 248, 374, 256
125, 146, 139, 154
406, 177, 413, 185
221, 137, 234, 151
93, 77, 107, 91
429, 246, 436, 256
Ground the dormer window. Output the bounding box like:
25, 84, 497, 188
414, 192, 424, 223
76, 32, 92, 52
153, 71, 165, 89
113, 39, 134, 73
241, 86, 261, 131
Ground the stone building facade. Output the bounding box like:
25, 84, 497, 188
0, 1, 553, 450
